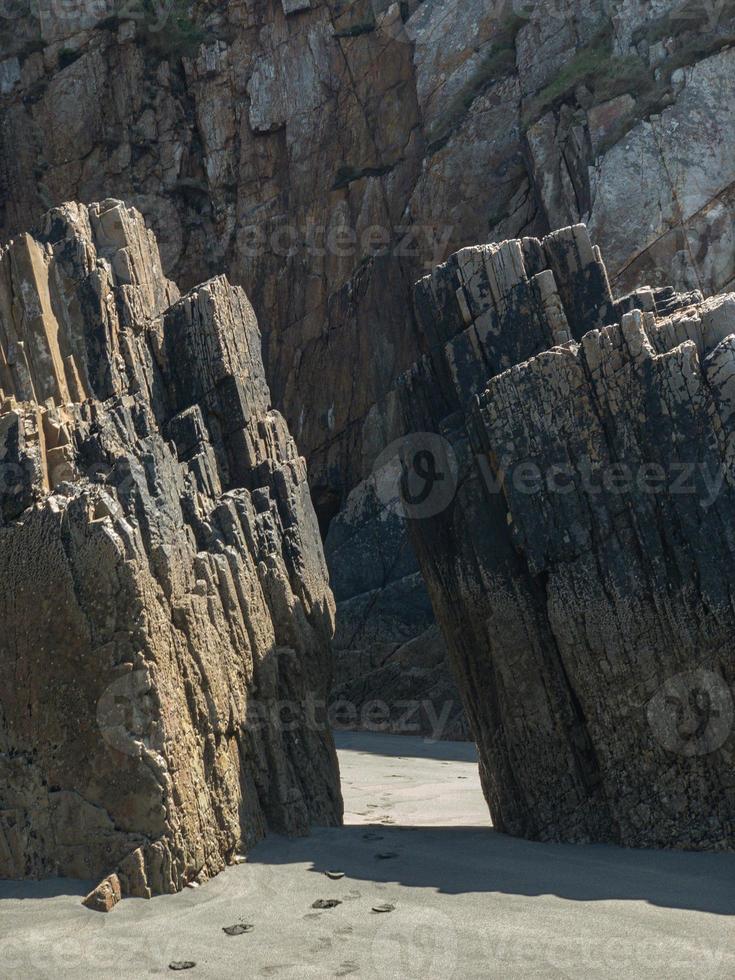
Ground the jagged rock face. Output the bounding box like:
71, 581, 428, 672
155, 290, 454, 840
3, 1, 735, 737
398, 225, 735, 848
3, 1, 735, 508
0, 200, 342, 897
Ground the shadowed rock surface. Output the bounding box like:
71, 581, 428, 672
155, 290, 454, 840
0, 200, 342, 902
325, 480, 469, 740
397, 224, 735, 848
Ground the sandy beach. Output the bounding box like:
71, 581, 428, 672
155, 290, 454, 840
1, 732, 733, 979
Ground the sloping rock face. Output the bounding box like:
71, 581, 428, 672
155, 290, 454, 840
0, 200, 342, 897
398, 225, 735, 848
3, 0, 735, 730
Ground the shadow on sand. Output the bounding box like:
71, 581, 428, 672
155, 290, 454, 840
2, 824, 733, 917
334, 731, 477, 763
246, 823, 735, 916
0, 878, 92, 901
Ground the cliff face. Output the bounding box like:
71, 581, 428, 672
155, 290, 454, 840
3, 1, 735, 503
0, 200, 342, 902
397, 224, 734, 848
2, 3, 735, 736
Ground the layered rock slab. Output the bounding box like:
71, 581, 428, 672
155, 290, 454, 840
398, 225, 735, 848
0, 200, 342, 900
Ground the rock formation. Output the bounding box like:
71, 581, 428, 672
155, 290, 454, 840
396, 224, 735, 848
0, 199, 342, 904
3, 2, 735, 713
325, 480, 469, 740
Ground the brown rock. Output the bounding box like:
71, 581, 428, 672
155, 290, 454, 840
0, 201, 342, 897
83, 873, 122, 913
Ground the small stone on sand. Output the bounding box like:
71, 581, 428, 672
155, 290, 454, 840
223, 923, 254, 936
312, 899, 342, 909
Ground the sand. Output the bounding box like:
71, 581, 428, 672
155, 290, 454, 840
1, 732, 733, 978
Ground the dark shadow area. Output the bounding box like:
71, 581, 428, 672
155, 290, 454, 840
0, 878, 92, 900
247, 823, 735, 917
334, 730, 478, 763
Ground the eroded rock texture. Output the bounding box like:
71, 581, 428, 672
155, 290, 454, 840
399, 225, 735, 848
3, 2, 735, 711
0, 200, 342, 899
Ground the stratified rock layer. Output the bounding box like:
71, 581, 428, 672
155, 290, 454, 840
4, 0, 735, 743
398, 225, 735, 848
0, 200, 342, 898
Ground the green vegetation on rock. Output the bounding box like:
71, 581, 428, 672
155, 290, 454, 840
141, 0, 205, 58
522, 27, 650, 129
426, 13, 528, 154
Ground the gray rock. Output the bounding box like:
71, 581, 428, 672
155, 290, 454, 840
588, 46, 735, 297
397, 223, 734, 849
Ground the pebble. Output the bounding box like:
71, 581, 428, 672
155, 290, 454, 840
312, 899, 342, 909
169, 963, 196, 972
223, 923, 254, 936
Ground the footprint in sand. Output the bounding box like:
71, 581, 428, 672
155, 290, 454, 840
335, 961, 359, 977
309, 936, 333, 954
312, 899, 342, 909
